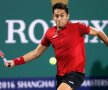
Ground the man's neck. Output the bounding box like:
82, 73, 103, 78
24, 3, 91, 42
57, 26, 64, 30
57, 21, 69, 30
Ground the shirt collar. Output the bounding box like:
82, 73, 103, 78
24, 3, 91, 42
55, 21, 71, 30
64, 21, 71, 28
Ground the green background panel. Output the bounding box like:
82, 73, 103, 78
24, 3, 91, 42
0, 0, 108, 78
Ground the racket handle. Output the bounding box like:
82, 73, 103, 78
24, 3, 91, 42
3, 57, 7, 62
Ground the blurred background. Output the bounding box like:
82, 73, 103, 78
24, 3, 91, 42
0, 0, 108, 90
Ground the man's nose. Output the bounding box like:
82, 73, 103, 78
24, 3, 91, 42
58, 16, 61, 20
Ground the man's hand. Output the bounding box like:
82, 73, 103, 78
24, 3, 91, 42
4, 60, 15, 68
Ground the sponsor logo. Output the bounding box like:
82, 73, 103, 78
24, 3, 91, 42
53, 34, 58, 38
69, 81, 74, 84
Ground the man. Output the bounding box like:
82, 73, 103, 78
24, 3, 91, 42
3, 2, 108, 90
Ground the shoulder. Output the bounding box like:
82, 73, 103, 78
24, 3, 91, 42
46, 26, 55, 33
67, 22, 81, 29
68, 21, 80, 26
69, 21, 87, 26
48, 26, 56, 31
70, 22, 89, 30
45, 26, 56, 37
76, 22, 88, 27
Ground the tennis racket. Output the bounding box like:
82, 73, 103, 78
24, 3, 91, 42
0, 49, 7, 62
0, 49, 11, 67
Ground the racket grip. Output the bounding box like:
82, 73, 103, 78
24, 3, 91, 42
3, 58, 11, 67
3, 57, 7, 62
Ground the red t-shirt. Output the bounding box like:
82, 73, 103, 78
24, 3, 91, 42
41, 22, 90, 76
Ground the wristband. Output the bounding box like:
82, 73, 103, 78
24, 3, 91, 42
13, 56, 25, 66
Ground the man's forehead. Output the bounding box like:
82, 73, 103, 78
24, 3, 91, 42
54, 9, 66, 14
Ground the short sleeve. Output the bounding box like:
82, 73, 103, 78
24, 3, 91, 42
41, 32, 50, 47
78, 22, 90, 35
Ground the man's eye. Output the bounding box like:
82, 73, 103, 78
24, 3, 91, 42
61, 15, 64, 17
55, 15, 59, 18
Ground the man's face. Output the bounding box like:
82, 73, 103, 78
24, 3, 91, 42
53, 9, 69, 30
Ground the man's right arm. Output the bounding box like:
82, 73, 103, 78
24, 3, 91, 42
24, 44, 48, 62
5, 44, 48, 67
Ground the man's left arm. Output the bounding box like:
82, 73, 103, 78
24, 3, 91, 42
89, 26, 108, 46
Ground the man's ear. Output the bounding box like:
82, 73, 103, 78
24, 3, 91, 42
67, 14, 70, 20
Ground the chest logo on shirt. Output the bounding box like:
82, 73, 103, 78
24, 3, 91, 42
69, 81, 74, 85
52, 34, 58, 38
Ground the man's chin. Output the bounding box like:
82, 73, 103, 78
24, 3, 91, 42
57, 26, 64, 30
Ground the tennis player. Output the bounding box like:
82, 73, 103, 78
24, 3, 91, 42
4, 3, 108, 90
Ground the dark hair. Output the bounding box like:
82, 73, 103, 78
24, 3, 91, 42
52, 2, 68, 14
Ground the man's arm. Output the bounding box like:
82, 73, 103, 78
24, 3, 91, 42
5, 44, 48, 67
89, 26, 108, 46
23, 44, 48, 62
